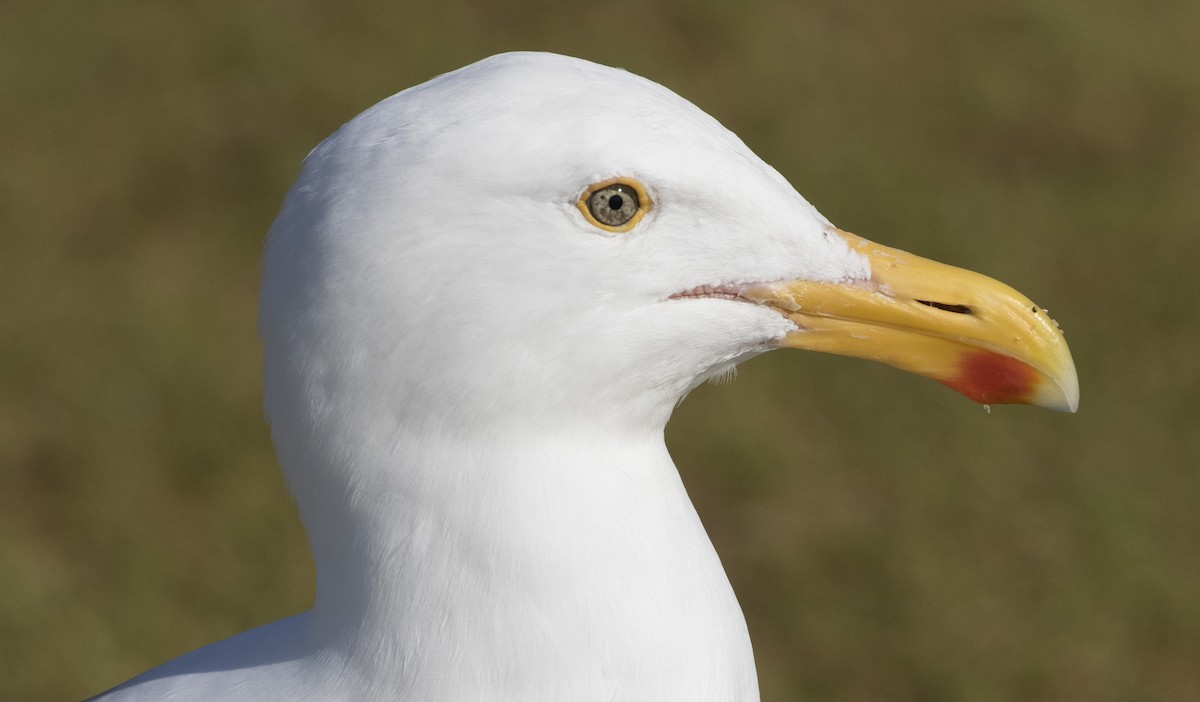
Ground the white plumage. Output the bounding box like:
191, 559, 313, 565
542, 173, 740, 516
93, 51, 1076, 701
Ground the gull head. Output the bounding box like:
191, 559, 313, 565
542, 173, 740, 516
260, 51, 1078, 463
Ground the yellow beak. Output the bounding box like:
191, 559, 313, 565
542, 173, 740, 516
745, 230, 1079, 411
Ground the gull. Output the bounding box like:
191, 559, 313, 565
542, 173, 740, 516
92, 52, 1077, 701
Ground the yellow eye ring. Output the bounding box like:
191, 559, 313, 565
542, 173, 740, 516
577, 178, 651, 233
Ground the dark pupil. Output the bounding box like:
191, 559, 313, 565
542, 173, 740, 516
607, 194, 624, 211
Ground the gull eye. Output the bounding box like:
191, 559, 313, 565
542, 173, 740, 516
589, 186, 638, 226
578, 178, 651, 233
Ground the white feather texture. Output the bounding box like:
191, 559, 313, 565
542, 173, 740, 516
93, 51, 869, 701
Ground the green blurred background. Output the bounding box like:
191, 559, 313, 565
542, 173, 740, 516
2, 0, 1197, 699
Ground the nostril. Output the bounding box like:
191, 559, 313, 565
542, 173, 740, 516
917, 300, 972, 315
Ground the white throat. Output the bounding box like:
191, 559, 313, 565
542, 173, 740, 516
283, 419, 758, 698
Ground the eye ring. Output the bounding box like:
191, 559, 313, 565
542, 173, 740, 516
577, 178, 651, 233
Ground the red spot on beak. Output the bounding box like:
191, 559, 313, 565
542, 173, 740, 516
939, 350, 1039, 404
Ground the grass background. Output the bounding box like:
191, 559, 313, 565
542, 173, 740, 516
2, 0, 1197, 699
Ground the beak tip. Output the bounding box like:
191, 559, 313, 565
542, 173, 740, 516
1047, 365, 1080, 414
939, 349, 1079, 413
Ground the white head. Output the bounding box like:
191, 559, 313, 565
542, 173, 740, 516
261, 53, 866, 444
